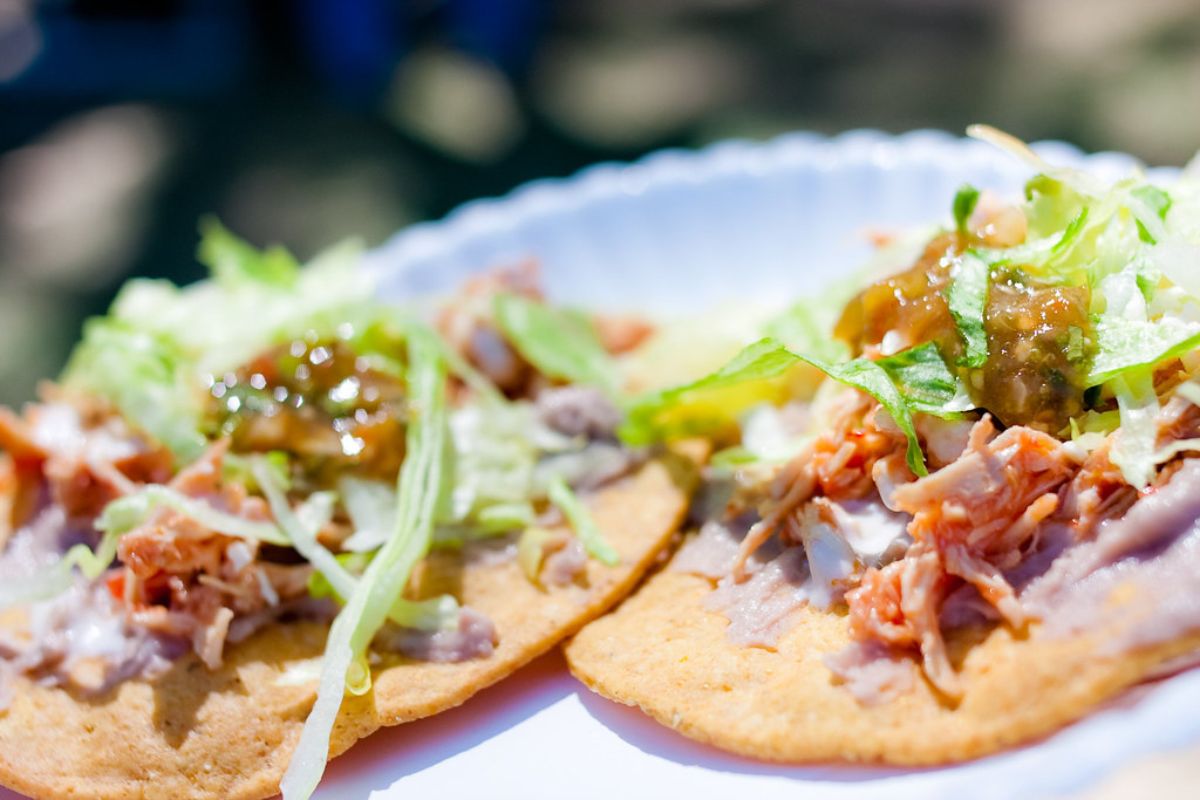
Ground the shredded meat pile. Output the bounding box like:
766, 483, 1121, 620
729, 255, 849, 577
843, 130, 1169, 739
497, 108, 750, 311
729, 391, 912, 580
0, 395, 172, 521
724, 383, 1200, 700
0, 393, 316, 671
116, 444, 314, 668
845, 417, 1074, 695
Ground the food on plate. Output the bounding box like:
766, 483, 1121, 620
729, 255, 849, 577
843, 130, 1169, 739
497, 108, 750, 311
0, 228, 699, 799
566, 126, 1200, 763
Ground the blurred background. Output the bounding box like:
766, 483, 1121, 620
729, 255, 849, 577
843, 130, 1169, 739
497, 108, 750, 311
1, 0, 1199, 405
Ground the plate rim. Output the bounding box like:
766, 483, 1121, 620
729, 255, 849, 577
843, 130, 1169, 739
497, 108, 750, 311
365, 128, 1176, 281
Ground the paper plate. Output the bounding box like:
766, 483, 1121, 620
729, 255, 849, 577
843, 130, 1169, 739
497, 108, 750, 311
355, 130, 1198, 800
4, 130, 1192, 800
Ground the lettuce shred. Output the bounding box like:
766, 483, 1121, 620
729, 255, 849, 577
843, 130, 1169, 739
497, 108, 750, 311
546, 475, 619, 566
1111, 371, 1160, 489
100, 485, 291, 546
493, 292, 618, 392
62, 321, 208, 463
1088, 315, 1200, 387
762, 290, 852, 364
622, 337, 971, 476
280, 326, 448, 800
0, 482, 295, 610
62, 221, 374, 460
945, 253, 989, 368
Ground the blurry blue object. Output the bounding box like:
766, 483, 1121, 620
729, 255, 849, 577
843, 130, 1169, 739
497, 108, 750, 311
445, 0, 545, 75
296, 0, 546, 101
297, 0, 407, 103
1, 1, 249, 96
1, 0, 547, 103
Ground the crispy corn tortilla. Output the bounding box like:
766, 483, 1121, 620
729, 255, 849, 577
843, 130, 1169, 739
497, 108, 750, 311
565, 554, 1200, 766
0, 453, 698, 800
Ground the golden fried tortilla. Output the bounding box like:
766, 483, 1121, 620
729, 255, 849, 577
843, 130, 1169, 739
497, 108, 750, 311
0, 453, 698, 800
565, 555, 1200, 766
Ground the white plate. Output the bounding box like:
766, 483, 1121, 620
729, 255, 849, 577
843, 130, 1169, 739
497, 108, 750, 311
356, 130, 1198, 800
4, 131, 1194, 800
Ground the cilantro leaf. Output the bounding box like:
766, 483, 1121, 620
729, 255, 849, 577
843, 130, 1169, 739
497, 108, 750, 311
952, 184, 981, 235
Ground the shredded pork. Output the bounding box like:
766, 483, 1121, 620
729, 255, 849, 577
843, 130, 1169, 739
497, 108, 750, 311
436, 261, 545, 395
1, 400, 171, 520
116, 444, 315, 668
845, 417, 1074, 696
730, 390, 910, 579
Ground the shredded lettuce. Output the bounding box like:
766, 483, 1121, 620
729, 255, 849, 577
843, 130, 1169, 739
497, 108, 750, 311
98, 485, 291, 546
620, 338, 804, 445
115, 224, 373, 377
61, 321, 207, 462
546, 475, 619, 566
965, 129, 1150, 292
516, 526, 556, 583
961, 127, 1200, 475
1088, 315, 1200, 386
493, 292, 618, 392
338, 380, 573, 552
444, 402, 542, 530
62, 221, 379, 458
390, 595, 462, 631
475, 501, 536, 532
1023, 173, 1090, 239
621, 133, 1200, 490
623, 338, 972, 476
968, 125, 1109, 202
253, 461, 352, 596
280, 327, 448, 800
1049, 207, 1091, 262
972, 204, 1092, 277
255, 462, 454, 632
338, 477, 396, 553
198, 217, 301, 289
0, 479, 298, 610
1131, 185, 1172, 244
945, 253, 989, 367
763, 290, 853, 364
874, 343, 975, 418
222, 450, 290, 492
1110, 371, 1160, 489
305, 549, 459, 633
435, 396, 589, 546
807, 351, 931, 475
1082, 267, 1192, 485
305, 551, 370, 600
